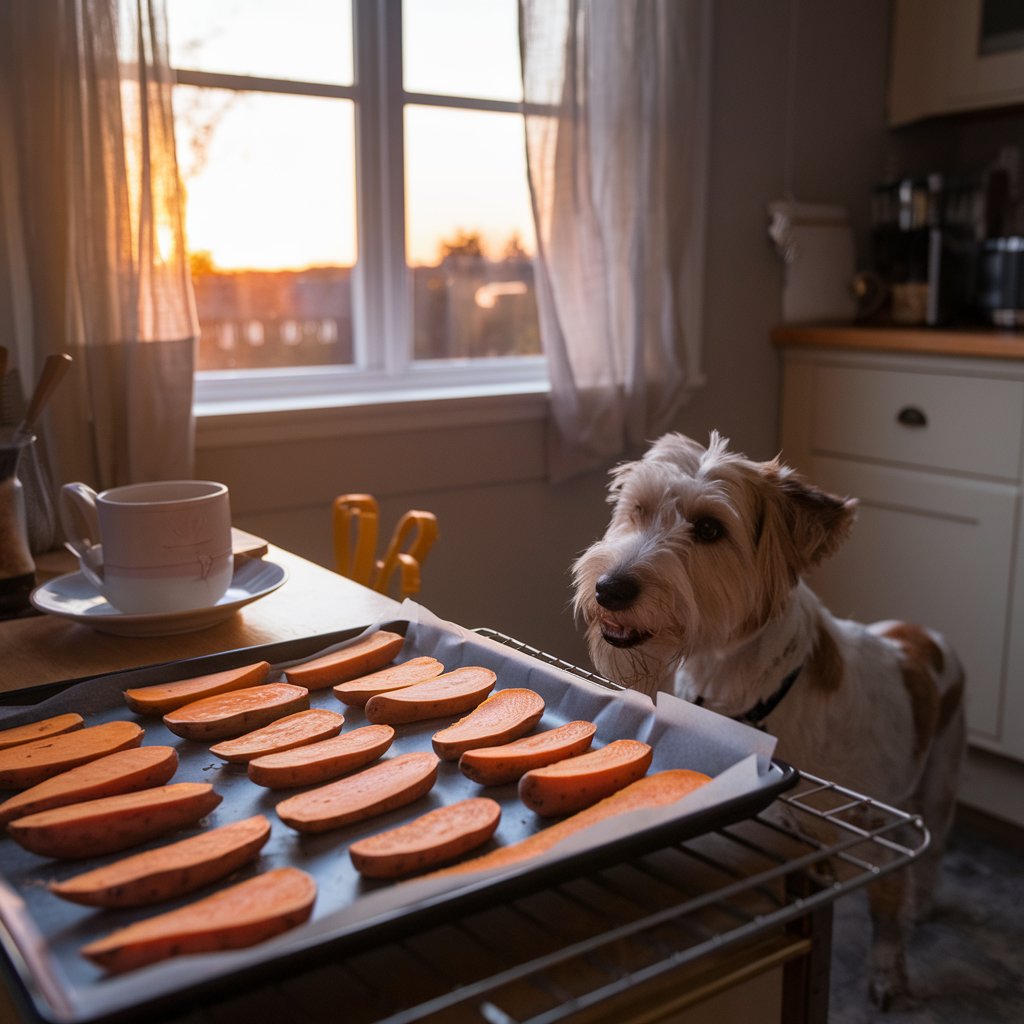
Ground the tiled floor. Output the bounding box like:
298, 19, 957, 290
829, 813, 1024, 1023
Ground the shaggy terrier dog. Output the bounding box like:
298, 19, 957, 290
573, 431, 965, 1009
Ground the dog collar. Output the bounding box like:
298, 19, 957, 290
734, 665, 803, 729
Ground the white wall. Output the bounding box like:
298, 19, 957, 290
196, 1, 895, 672
197, 396, 609, 668
681, 0, 892, 460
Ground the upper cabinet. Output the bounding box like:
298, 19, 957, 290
889, 0, 1024, 126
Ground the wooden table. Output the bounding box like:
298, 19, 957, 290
0, 546, 399, 697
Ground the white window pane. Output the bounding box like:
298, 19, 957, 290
175, 87, 356, 370
406, 106, 539, 360
405, 106, 535, 265
167, 0, 354, 86
403, 0, 522, 102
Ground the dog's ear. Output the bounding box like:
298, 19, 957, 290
760, 461, 858, 571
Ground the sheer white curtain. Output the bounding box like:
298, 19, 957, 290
0, 0, 196, 501
520, 0, 711, 480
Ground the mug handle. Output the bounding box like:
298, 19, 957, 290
59, 482, 105, 589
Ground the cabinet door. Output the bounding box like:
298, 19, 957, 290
889, 0, 1024, 125
943, 0, 1024, 113
802, 456, 1017, 751
1000, 527, 1024, 762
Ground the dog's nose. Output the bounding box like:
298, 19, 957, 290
595, 572, 640, 611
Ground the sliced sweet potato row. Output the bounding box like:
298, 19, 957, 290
364, 667, 496, 725
81, 866, 317, 974
332, 656, 445, 706
0, 713, 84, 751
123, 661, 272, 716
163, 683, 309, 741
248, 724, 395, 790
459, 721, 598, 787
349, 797, 501, 879
8, 782, 222, 859
518, 739, 653, 817
0, 721, 144, 790
431, 688, 545, 761
50, 814, 271, 907
433, 769, 712, 877
276, 751, 439, 834
283, 630, 405, 690
209, 709, 345, 763
0, 746, 178, 828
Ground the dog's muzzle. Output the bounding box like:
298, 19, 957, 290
594, 572, 651, 648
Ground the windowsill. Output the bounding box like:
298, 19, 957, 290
195, 380, 550, 449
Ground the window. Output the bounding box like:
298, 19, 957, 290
167, 0, 545, 411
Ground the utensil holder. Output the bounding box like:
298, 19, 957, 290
0, 428, 36, 615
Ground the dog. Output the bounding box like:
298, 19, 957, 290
572, 431, 965, 1009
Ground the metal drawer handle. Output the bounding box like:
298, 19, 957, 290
896, 406, 927, 428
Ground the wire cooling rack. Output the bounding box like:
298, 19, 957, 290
136, 770, 925, 1024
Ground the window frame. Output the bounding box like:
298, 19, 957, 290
175, 0, 548, 415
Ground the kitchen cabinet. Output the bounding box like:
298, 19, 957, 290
889, 0, 1024, 126
777, 336, 1024, 822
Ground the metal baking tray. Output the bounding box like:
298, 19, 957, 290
0, 610, 798, 1024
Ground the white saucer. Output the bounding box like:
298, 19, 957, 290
29, 558, 288, 637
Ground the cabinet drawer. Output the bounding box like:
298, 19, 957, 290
809, 365, 1024, 479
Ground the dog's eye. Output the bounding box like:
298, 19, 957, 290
693, 517, 724, 543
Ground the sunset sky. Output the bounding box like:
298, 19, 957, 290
167, 0, 535, 271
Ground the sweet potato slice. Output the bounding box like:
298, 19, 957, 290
364, 667, 497, 725
283, 630, 405, 690
209, 709, 345, 763
431, 688, 545, 761
0, 721, 144, 790
123, 661, 271, 715
333, 656, 445, 706
0, 746, 178, 828
276, 751, 439, 834
81, 866, 316, 974
459, 721, 598, 786
248, 724, 395, 790
349, 797, 501, 879
163, 684, 309, 741
50, 815, 271, 908
8, 783, 222, 859
434, 769, 712, 877
0, 713, 84, 751
518, 739, 653, 817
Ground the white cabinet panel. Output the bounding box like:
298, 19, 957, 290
1000, 522, 1024, 762
804, 456, 1016, 744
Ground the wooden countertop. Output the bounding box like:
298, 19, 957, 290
772, 323, 1024, 360
0, 545, 400, 696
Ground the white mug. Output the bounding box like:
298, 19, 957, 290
60, 480, 233, 615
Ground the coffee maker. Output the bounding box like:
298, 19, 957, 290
870, 174, 983, 326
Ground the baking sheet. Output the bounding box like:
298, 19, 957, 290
0, 601, 796, 1024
